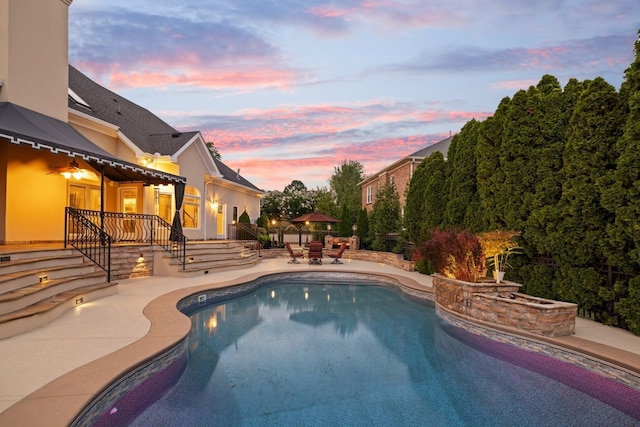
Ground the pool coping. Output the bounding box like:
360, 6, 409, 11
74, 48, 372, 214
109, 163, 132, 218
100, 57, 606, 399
1, 267, 639, 426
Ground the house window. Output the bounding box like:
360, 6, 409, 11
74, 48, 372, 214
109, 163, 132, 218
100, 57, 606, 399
233, 206, 238, 223
69, 184, 101, 210
366, 186, 372, 204
183, 186, 200, 229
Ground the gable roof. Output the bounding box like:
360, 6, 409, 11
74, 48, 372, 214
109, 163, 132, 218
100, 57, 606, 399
211, 156, 263, 192
359, 135, 452, 185
68, 66, 196, 156
406, 135, 452, 159
68, 65, 263, 193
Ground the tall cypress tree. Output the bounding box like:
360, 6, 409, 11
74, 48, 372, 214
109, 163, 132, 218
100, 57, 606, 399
404, 158, 429, 244
421, 151, 448, 233
548, 77, 623, 266
476, 97, 510, 231
602, 30, 640, 272
442, 119, 482, 231
496, 87, 544, 230
525, 77, 588, 256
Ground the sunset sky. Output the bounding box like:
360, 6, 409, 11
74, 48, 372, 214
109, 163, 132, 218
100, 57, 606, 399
68, 1, 639, 191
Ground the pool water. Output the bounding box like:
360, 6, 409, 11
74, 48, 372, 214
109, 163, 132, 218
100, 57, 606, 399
126, 280, 640, 426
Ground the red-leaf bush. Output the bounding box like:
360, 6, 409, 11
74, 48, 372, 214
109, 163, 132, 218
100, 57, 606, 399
413, 228, 485, 282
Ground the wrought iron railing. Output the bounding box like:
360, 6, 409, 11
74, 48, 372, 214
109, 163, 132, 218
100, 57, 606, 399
65, 207, 112, 282
65, 208, 188, 279
227, 223, 261, 257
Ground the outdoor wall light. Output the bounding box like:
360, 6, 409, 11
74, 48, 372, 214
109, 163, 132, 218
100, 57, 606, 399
211, 200, 219, 210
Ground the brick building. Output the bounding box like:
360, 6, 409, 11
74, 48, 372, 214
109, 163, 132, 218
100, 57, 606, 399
359, 136, 452, 213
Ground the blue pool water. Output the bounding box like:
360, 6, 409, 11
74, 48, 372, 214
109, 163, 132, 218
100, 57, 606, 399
106, 279, 640, 426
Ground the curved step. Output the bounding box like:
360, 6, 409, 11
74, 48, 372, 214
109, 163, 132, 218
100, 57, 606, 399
0, 281, 118, 339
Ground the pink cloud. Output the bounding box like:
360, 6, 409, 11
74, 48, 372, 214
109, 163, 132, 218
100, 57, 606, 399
490, 79, 539, 91
106, 68, 297, 91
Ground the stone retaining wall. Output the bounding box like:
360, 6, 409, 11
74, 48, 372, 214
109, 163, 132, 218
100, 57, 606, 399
261, 248, 414, 271
433, 274, 577, 337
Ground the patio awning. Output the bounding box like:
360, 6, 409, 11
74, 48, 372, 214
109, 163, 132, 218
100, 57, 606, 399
0, 102, 186, 185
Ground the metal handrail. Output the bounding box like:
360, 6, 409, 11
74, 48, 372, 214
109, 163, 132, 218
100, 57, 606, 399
65, 208, 188, 275
227, 223, 261, 257
65, 207, 112, 282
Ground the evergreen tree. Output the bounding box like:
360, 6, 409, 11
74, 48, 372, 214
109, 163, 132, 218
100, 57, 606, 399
476, 97, 510, 231
338, 203, 352, 236
356, 208, 369, 249
601, 30, 640, 272
421, 152, 447, 233
442, 119, 482, 231
526, 77, 587, 256
370, 182, 401, 251
548, 77, 623, 266
403, 157, 429, 244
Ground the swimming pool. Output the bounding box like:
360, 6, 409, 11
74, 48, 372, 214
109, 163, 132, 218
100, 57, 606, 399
94, 276, 640, 426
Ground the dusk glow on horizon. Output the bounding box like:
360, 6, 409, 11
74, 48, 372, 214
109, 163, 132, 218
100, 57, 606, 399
68, 1, 639, 191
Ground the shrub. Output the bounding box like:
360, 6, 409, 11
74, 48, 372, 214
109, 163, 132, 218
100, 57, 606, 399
414, 228, 485, 282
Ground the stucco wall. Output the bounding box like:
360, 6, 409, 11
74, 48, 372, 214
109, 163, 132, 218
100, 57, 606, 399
2, 144, 69, 242
0, 0, 69, 120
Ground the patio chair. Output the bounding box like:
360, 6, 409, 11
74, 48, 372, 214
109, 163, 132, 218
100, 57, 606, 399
285, 242, 304, 264
308, 241, 323, 265
328, 242, 347, 264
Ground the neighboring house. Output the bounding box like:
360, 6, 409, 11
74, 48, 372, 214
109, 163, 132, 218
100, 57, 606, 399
68, 66, 264, 240
359, 136, 452, 214
0, 0, 263, 244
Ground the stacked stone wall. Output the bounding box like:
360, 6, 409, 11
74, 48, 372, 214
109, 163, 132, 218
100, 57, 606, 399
433, 274, 577, 337
109, 245, 154, 280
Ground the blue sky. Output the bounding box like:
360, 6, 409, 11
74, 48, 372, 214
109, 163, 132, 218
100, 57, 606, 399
68, 1, 639, 191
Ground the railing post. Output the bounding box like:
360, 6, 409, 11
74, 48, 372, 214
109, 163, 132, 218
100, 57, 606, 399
182, 238, 186, 271
64, 207, 69, 248
107, 239, 111, 282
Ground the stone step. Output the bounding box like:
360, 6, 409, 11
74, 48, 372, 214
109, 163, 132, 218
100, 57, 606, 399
0, 253, 85, 276
0, 248, 75, 262
0, 280, 118, 339
0, 263, 97, 295
0, 271, 108, 316
176, 256, 260, 277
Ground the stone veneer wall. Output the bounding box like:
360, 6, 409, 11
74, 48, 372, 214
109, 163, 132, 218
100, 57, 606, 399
433, 274, 577, 337
109, 245, 155, 280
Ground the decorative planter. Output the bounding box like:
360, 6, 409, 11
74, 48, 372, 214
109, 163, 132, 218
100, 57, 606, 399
493, 270, 505, 283
433, 274, 577, 337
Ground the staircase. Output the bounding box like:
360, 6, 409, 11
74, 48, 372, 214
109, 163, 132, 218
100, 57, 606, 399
155, 241, 261, 277
0, 247, 116, 339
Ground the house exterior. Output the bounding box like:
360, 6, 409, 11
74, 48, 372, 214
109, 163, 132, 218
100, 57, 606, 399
359, 136, 452, 214
68, 66, 264, 241
0, 0, 263, 244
